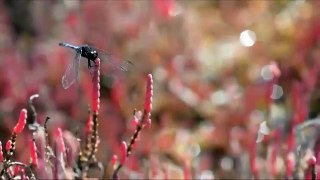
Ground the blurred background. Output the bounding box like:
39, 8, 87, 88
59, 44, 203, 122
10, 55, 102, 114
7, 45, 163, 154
1, 0, 320, 179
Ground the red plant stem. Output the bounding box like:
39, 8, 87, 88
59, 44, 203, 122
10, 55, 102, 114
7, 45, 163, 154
85, 111, 92, 141
183, 160, 192, 180
270, 129, 281, 178
0, 162, 36, 179
4, 134, 16, 162
249, 126, 258, 179
44, 117, 51, 161
305, 157, 317, 180
87, 112, 99, 161
82, 58, 101, 165
311, 165, 316, 180
4, 109, 28, 162
76, 59, 101, 175
77, 109, 100, 178
54, 128, 66, 156
270, 143, 277, 177
144, 74, 153, 113
91, 58, 101, 114
112, 74, 153, 179
0, 141, 3, 162
112, 111, 146, 179
286, 126, 294, 178
127, 120, 143, 157
54, 145, 59, 180
29, 139, 38, 166
163, 166, 169, 180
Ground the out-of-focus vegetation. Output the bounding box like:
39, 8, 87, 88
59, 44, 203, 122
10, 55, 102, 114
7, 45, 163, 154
1, 0, 320, 179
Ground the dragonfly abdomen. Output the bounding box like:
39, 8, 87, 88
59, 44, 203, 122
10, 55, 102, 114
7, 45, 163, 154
59, 42, 79, 51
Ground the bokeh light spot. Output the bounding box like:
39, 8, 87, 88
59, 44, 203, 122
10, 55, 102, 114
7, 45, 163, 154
239, 30, 256, 47
270, 84, 283, 100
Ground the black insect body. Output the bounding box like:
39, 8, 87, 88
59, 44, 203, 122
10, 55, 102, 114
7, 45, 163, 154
80, 45, 98, 68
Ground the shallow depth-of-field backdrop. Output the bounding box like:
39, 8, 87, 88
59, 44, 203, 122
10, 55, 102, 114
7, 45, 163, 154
1, 0, 320, 179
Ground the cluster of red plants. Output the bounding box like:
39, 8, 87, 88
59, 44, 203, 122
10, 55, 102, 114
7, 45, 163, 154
0, 58, 153, 179
251, 61, 320, 180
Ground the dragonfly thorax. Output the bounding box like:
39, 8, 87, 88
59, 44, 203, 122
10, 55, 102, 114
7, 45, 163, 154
81, 45, 98, 61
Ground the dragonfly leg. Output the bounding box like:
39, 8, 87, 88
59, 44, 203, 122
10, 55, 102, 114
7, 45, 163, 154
87, 59, 92, 69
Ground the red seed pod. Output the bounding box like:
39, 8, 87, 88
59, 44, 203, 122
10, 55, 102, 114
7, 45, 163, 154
111, 154, 118, 167
144, 74, 153, 113
119, 141, 127, 165
13, 109, 27, 134
0, 141, 3, 162
6, 140, 11, 151
29, 139, 38, 166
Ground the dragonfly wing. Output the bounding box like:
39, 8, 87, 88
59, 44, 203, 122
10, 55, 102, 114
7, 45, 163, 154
61, 50, 82, 89
92, 47, 133, 72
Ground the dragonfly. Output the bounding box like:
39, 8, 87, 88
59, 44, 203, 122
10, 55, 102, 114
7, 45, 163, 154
59, 42, 130, 89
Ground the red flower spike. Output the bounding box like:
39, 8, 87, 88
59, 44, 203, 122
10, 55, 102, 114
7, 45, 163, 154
6, 140, 11, 151
91, 58, 101, 113
144, 74, 153, 113
13, 109, 27, 134
54, 128, 66, 155
29, 139, 38, 166
0, 141, 3, 162
111, 155, 118, 167
119, 141, 127, 165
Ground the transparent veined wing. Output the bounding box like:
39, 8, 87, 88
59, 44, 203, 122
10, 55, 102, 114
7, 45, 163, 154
91, 46, 133, 72
61, 49, 82, 89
